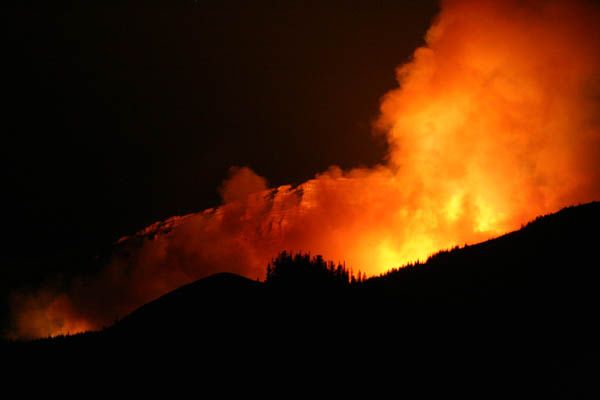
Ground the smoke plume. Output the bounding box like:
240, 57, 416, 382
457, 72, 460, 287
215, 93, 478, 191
10, 0, 600, 338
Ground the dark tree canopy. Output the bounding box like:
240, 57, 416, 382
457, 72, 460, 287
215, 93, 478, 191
266, 251, 363, 290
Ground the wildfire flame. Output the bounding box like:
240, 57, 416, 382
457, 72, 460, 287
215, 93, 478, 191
9, 0, 600, 338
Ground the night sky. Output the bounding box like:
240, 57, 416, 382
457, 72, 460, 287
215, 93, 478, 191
2, 1, 438, 303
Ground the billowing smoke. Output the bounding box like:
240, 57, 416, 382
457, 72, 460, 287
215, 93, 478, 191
10, 0, 600, 338
218, 166, 268, 203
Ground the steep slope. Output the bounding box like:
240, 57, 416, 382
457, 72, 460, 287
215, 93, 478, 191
368, 201, 600, 308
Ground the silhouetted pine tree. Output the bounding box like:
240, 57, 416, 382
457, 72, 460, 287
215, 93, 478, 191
266, 251, 356, 289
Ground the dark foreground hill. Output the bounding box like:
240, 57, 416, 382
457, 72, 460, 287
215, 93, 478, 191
3, 202, 599, 396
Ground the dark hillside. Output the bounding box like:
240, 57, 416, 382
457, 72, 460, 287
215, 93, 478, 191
4, 203, 599, 396
368, 202, 599, 310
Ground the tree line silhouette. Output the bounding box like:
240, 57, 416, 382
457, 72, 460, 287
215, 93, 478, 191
266, 251, 366, 289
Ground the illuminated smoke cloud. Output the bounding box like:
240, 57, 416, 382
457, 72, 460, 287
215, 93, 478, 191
219, 166, 268, 204
9, 0, 600, 338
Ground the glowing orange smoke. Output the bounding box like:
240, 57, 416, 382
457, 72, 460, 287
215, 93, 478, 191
9, 0, 600, 338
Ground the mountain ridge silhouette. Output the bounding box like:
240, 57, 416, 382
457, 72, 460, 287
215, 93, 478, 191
3, 202, 598, 396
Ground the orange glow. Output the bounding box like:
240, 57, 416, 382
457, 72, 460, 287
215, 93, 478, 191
8, 291, 93, 339
9, 0, 600, 338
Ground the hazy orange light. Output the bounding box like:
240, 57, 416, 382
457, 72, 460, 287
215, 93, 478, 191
9, 0, 600, 339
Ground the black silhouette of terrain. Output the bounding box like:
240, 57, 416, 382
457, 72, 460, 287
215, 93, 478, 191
3, 202, 599, 395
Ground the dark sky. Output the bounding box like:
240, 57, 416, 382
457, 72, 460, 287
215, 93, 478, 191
2, 1, 438, 296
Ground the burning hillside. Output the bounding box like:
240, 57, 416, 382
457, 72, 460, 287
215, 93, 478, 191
9, 0, 600, 338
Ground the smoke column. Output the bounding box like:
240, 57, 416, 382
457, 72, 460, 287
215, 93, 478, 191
10, 0, 600, 338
